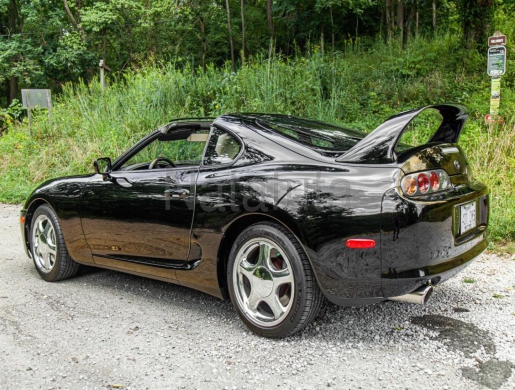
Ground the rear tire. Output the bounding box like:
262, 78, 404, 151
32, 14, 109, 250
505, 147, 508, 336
227, 222, 324, 338
30, 204, 80, 282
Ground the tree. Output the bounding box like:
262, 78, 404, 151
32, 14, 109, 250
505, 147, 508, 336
225, 0, 235, 69
240, 0, 246, 60
461, 0, 494, 49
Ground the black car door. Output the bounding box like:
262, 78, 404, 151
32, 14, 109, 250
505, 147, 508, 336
80, 129, 208, 274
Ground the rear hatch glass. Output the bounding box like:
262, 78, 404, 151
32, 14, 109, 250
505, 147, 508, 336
256, 116, 367, 156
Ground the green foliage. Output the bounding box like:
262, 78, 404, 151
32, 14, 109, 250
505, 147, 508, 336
0, 99, 23, 132
1, 34, 515, 244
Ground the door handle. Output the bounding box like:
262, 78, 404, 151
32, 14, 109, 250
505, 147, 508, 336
164, 188, 190, 199
114, 177, 133, 188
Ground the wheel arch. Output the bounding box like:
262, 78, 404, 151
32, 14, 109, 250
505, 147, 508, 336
23, 198, 53, 256
216, 212, 308, 299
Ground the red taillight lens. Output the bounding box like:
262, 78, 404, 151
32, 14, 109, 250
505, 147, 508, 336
346, 239, 376, 249
417, 173, 429, 193
400, 169, 451, 197
430, 171, 439, 191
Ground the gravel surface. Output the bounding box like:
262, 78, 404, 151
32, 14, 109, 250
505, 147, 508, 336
0, 203, 514, 390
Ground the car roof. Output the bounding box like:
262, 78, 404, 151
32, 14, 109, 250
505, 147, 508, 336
221, 113, 367, 156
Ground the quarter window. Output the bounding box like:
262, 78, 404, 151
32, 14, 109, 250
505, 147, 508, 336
203, 127, 242, 165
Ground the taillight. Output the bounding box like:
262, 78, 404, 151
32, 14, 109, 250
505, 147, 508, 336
400, 169, 451, 196
403, 176, 417, 195
429, 171, 439, 191
417, 173, 429, 194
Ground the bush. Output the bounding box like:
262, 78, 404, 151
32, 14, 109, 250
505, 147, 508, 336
1, 35, 514, 243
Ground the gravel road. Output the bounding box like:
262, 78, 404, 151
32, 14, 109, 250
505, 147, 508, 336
1, 203, 514, 390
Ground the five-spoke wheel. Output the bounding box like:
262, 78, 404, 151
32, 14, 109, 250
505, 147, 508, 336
32, 214, 58, 273
29, 204, 80, 282
233, 238, 294, 327
228, 222, 324, 338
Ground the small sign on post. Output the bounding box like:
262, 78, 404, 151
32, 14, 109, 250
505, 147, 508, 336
21, 89, 52, 136
488, 34, 506, 47
487, 47, 506, 76
486, 32, 507, 124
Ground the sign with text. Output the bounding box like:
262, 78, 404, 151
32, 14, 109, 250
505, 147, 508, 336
21, 89, 52, 109
487, 46, 506, 76
488, 35, 506, 47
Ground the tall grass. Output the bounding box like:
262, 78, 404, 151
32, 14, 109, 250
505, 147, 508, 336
1, 35, 514, 243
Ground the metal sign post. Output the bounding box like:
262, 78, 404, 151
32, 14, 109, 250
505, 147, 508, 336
21, 89, 53, 136
486, 32, 507, 124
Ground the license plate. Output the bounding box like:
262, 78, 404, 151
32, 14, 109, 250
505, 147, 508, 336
460, 201, 477, 234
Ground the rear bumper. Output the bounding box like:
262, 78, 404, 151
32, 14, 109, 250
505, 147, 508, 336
380, 181, 489, 298
319, 181, 489, 307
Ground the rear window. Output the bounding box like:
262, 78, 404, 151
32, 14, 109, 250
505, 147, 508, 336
257, 116, 366, 155
395, 108, 444, 154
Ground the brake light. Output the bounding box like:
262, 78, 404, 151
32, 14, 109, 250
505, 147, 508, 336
400, 169, 451, 196
430, 171, 439, 191
417, 173, 429, 194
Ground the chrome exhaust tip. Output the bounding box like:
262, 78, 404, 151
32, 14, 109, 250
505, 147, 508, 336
389, 285, 433, 305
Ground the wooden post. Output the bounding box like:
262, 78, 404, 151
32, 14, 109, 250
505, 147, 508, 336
47, 91, 52, 132
99, 59, 111, 94
100, 60, 104, 94
25, 90, 33, 137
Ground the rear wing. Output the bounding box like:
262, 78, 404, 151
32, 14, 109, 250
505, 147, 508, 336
336, 104, 468, 164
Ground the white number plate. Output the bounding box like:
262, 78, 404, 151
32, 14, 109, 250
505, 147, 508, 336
460, 201, 477, 234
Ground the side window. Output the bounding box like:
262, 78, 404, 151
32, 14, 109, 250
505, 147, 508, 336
396, 108, 444, 154
203, 127, 242, 165
120, 129, 209, 171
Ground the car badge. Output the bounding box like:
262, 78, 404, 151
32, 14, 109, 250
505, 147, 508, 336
454, 160, 461, 170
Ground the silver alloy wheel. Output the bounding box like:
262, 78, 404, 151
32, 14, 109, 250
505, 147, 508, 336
32, 215, 57, 273
233, 237, 295, 328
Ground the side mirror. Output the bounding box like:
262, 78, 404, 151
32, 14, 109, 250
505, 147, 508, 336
93, 157, 112, 179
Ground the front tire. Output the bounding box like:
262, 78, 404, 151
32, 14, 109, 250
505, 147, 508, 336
30, 204, 80, 282
227, 222, 324, 338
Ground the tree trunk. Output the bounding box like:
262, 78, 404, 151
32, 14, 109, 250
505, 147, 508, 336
9, 76, 18, 104
416, 0, 419, 36
355, 13, 359, 39
241, 0, 246, 61
407, 2, 414, 39
397, 0, 404, 44
200, 16, 206, 71
7, 0, 20, 104
103, 27, 107, 60
320, 24, 324, 53
330, 6, 335, 52
391, 1, 396, 32
146, 0, 154, 56
432, 0, 436, 30
385, 0, 392, 40
463, 0, 494, 49
63, 0, 85, 38
225, 0, 235, 70
267, 0, 274, 42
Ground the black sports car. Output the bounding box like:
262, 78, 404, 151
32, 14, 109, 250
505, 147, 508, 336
21, 104, 489, 338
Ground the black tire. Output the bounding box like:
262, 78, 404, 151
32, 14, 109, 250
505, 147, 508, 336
29, 204, 80, 282
227, 222, 325, 338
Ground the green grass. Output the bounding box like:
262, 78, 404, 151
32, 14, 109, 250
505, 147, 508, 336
463, 278, 476, 284
1, 34, 514, 243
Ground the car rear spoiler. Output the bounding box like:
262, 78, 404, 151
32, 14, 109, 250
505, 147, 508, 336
336, 104, 469, 164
